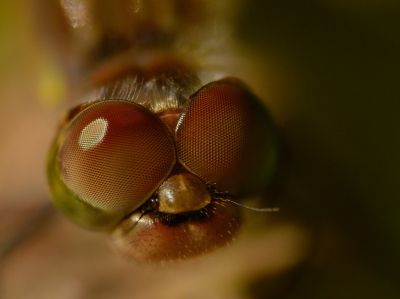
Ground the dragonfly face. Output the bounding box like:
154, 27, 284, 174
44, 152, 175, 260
48, 71, 278, 262
37, 0, 283, 264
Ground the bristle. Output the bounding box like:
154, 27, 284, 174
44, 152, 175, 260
83, 74, 202, 113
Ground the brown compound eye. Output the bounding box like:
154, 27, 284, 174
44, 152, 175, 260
48, 100, 176, 229
176, 79, 278, 196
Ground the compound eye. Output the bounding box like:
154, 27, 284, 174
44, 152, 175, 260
176, 79, 277, 196
50, 100, 176, 228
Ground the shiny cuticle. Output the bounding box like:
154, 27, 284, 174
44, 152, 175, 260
158, 172, 211, 214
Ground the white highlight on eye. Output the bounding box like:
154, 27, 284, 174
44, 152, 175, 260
79, 118, 108, 150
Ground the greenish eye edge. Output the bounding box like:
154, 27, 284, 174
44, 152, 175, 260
47, 130, 124, 231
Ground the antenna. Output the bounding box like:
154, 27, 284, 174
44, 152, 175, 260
125, 203, 155, 234
222, 198, 280, 212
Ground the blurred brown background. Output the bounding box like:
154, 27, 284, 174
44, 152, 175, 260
0, 0, 400, 298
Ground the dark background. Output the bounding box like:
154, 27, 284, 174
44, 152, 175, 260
236, 1, 400, 297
